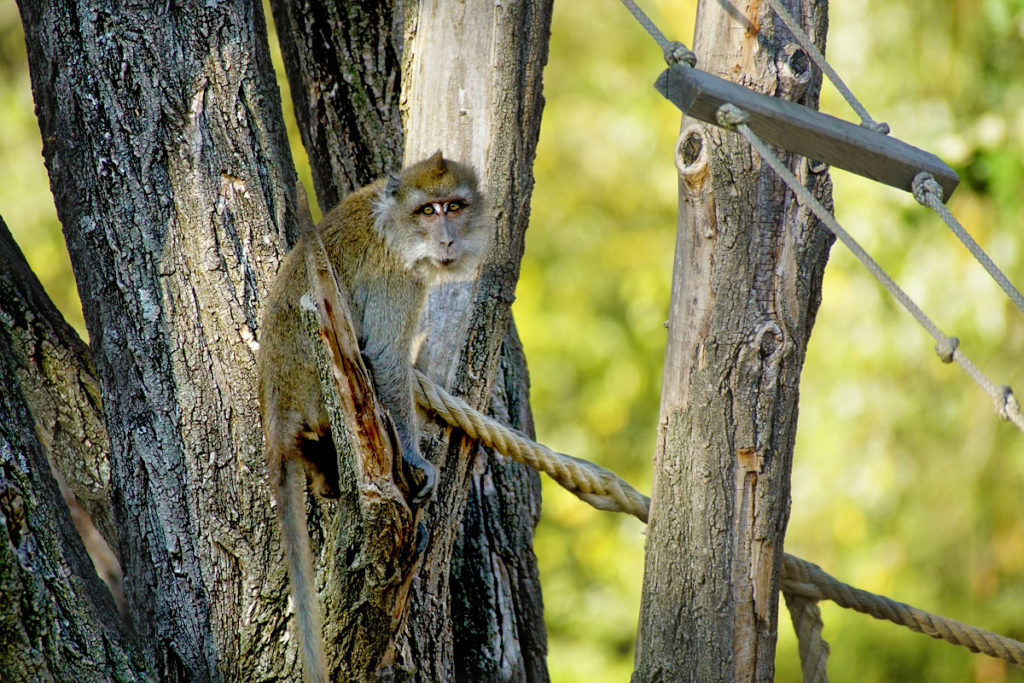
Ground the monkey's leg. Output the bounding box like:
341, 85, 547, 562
297, 427, 340, 499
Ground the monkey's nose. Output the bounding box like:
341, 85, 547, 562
437, 241, 455, 261
439, 221, 457, 250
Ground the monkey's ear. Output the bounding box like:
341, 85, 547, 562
428, 149, 446, 172
385, 173, 402, 197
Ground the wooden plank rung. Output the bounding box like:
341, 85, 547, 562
655, 63, 959, 202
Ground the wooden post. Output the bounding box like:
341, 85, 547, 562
634, 2, 834, 680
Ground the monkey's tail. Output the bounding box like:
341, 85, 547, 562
278, 457, 329, 683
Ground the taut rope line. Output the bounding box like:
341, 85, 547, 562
413, 369, 1024, 669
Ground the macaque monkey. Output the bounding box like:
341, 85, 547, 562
257, 151, 489, 682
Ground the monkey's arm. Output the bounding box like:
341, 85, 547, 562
358, 282, 437, 504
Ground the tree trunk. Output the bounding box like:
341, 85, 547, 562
399, 2, 552, 680
0, 215, 147, 682
449, 324, 548, 682
12, 0, 551, 678
17, 0, 301, 679
634, 1, 833, 681
271, 1, 553, 678
0, 216, 113, 551
268, 0, 405, 210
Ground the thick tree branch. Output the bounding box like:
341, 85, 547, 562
301, 227, 422, 679
269, 0, 405, 212
18, 0, 301, 678
451, 323, 547, 681
0, 217, 114, 552
0, 287, 147, 681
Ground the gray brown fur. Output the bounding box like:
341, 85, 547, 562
257, 152, 488, 682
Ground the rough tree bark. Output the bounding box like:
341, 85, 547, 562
10, 0, 552, 679
1, 215, 127, 623
400, 3, 552, 680
17, 0, 301, 679
270, 1, 553, 679
634, 1, 834, 681
268, 0, 405, 210
0, 216, 146, 682
0, 217, 114, 553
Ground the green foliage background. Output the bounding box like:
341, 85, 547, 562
3, 1, 1023, 680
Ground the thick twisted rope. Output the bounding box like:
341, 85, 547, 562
783, 589, 830, 683
413, 369, 652, 521
782, 555, 1024, 666
413, 369, 1024, 669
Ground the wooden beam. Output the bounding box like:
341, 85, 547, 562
656, 63, 959, 201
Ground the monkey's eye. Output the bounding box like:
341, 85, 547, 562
446, 200, 464, 213
417, 204, 436, 216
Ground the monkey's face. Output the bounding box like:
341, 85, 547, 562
408, 196, 486, 274
377, 153, 491, 282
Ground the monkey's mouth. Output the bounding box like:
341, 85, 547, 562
434, 257, 457, 267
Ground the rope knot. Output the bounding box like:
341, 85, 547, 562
911, 172, 943, 207
716, 103, 750, 129
861, 119, 891, 135
934, 336, 959, 363
664, 41, 697, 66
997, 386, 1019, 421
